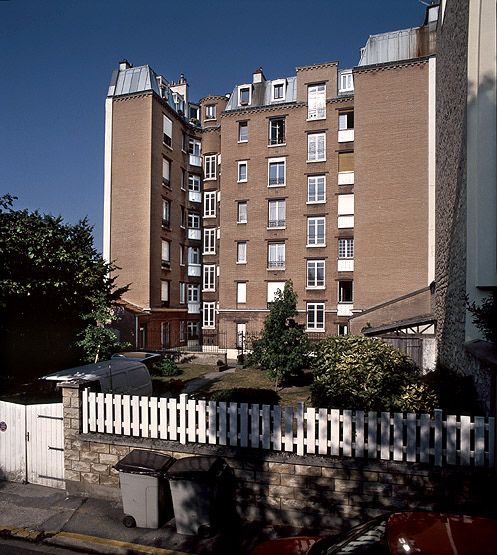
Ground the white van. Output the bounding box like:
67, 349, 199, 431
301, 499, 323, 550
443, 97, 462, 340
42, 359, 153, 396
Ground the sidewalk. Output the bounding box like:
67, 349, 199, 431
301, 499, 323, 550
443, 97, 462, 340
0, 481, 304, 554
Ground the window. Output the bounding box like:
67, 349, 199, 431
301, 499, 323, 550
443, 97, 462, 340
307, 260, 325, 288
181, 132, 186, 152
161, 281, 169, 303
338, 194, 354, 228
179, 244, 185, 266
179, 282, 186, 304
238, 121, 248, 142
307, 217, 326, 246
189, 105, 199, 121
236, 241, 247, 264
204, 154, 217, 179
204, 192, 216, 218
187, 284, 200, 303
162, 199, 171, 227
338, 111, 354, 131
161, 240, 170, 266
181, 169, 186, 190
307, 133, 326, 162
205, 104, 216, 119
268, 199, 286, 228
338, 281, 353, 303
238, 86, 251, 106
238, 161, 248, 182
188, 321, 200, 340
307, 303, 325, 331
188, 175, 200, 192
269, 118, 285, 145
188, 213, 200, 229
307, 175, 326, 203
179, 320, 186, 342
307, 83, 326, 120
268, 158, 285, 186
163, 115, 172, 147
203, 265, 216, 291
268, 242, 285, 269
267, 281, 286, 303
338, 238, 354, 258
203, 228, 216, 254
339, 70, 354, 93
272, 80, 285, 101
162, 158, 171, 184
188, 138, 201, 166
237, 282, 247, 304
338, 324, 348, 336
203, 302, 216, 328
188, 247, 200, 265
237, 201, 247, 223
338, 151, 354, 173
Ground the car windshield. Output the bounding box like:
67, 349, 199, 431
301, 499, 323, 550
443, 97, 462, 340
310, 515, 390, 555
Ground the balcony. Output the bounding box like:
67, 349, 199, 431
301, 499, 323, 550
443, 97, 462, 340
338, 171, 354, 185
189, 155, 202, 167
338, 259, 354, 272
338, 129, 354, 143
268, 219, 286, 229
188, 264, 201, 277
188, 302, 201, 314
188, 191, 201, 203
269, 177, 285, 186
337, 303, 353, 316
267, 260, 285, 270
188, 228, 201, 240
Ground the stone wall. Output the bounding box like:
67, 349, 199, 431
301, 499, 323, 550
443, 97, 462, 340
62, 385, 497, 532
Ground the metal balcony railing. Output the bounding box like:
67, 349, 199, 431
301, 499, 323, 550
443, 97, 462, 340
268, 260, 285, 269
268, 219, 286, 228
269, 177, 285, 186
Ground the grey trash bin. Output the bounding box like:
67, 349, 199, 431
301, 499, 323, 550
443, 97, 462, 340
166, 456, 229, 536
114, 449, 175, 529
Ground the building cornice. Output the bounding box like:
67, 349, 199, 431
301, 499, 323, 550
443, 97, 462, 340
353, 56, 433, 75
296, 61, 338, 72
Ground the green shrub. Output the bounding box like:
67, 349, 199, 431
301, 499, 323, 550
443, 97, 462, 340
210, 388, 280, 405
154, 357, 182, 377
311, 335, 436, 412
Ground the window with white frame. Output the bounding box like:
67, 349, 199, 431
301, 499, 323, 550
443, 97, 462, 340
267, 281, 286, 303
339, 280, 353, 302
338, 238, 354, 258
187, 284, 200, 303
238, 161, 248, 182
338, 111, 354, 131
204, 154, 217, 179
161, 240, 170, 264
188, 213, 200, 230
188, 138, 201, 156
268, 242, 285, 269
268, 158, 285, 186
162, 158, 171, 184
163, 115, 173, 147
238, 85, 251, 106
179, 244, 185, 266
203, 228, 216, 254
307, 260, 325, 288
205, 104, 216, 119
237, 282, 247, 304
338, 194, 354, 228
238, 121, 248, 142
162, 199, 171, 227
307, 217, 326, 246
338, 324, 348, 336
204, 191, 216, 218
237, 201, 247, 223
188, 175, 200, 192
268, 199, 286, 228
269, 118, 285, 145
339, 70, 354, 93
236, 241, 247, 263
203, 302, 216, 328
272, 80, 285, 101
307, 84, 326, 120
188, 247, 200, 265
179, 282, 185, 304
307, 175, 326, 203
203, 265, 216, 291
307, 133, 326, 162
161, 280, 169, 302
307, 303, 325, 330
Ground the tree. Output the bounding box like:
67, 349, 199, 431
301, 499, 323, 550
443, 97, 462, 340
311, 335, 437, 411
249, 281, 310, 389
0, 195, 128, 379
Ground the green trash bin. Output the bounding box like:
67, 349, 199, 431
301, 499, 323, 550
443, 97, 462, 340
114, 449, 175, 529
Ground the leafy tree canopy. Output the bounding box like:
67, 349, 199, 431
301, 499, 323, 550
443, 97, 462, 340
0, 194, 128, 378
248, 281, 310, 388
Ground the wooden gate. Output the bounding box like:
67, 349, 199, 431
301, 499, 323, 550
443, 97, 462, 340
0, 401, 64, 489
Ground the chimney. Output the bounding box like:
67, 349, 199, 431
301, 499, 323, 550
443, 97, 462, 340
119, 59, 132, 71
252, 67, 266, 84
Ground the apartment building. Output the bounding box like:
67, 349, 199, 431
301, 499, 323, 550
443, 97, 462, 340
104, 7, 437, 356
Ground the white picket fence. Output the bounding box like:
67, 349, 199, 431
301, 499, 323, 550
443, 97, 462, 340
81, 390, 495, 467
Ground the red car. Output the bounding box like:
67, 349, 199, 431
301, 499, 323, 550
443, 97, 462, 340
250, 512, 497, 555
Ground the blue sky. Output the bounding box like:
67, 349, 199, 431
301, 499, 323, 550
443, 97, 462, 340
1, 0, 426, 251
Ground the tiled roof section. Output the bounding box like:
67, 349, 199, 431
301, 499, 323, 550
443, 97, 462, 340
296, 61, 338, 72
225, 76, 297, 111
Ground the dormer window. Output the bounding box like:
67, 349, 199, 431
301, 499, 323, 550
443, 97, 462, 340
205, 104, 216, 119
238, 85, 251, 106
272, 79, 286, 102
